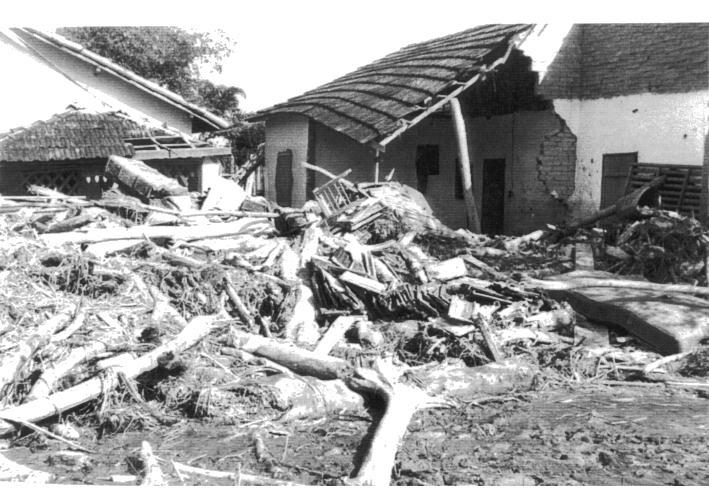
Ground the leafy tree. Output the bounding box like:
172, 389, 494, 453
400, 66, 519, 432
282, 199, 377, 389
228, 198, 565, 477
58, 26, 264, 166
57, 27, 241, 120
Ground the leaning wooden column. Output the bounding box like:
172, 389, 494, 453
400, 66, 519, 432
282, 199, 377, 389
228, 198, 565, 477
450, 97, 481, 233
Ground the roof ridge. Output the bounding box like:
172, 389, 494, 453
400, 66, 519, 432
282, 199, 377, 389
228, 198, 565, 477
17, 28, 230, 130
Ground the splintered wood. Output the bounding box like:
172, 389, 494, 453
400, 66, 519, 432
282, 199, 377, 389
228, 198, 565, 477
0, 167, 706, 485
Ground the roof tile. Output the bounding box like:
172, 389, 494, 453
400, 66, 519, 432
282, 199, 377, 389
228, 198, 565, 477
0, 109, 181, 163
252, 24, 532, 145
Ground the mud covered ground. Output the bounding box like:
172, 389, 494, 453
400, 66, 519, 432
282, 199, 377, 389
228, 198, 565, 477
4, 384, 707, 486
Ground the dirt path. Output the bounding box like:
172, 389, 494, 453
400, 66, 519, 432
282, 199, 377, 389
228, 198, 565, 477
4, 384, 707, 485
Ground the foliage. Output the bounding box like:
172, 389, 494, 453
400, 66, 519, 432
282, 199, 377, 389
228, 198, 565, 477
58, 27, 265, 163
57, 27, 241, 120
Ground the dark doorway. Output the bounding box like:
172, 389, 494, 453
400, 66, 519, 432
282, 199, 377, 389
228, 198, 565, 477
601, 152, 638, 208
275, 149, 293, 207
415, 144, 439, 194
481, 158, 506, 235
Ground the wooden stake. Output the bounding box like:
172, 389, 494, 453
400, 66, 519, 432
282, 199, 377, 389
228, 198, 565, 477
450, 97, 481, 233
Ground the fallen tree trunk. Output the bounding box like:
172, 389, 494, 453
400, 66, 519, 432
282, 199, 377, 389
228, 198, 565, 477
25, 341, 107, 401
0, 315, 217, 436
106, 155, 188, 200
227, 373, 365, 420
346, 378, 432, 486
171, 460, 297, 486
234, 150, 264, 186
226, 330, 537, 486
226, 329, 352, 380
564, 176, 665, 233
0, 305, 75, 396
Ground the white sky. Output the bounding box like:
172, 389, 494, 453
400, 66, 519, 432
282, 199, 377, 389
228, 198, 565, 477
5, 0, 709, 113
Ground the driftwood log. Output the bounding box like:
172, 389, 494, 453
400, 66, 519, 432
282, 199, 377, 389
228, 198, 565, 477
171, 460, 297, 486
226, 329, 537, 485
0, 315, 218, 436
564, 176, 666, 234
41, 219, 272, 247
0, 305, 76, 397
25, 341, 107, 401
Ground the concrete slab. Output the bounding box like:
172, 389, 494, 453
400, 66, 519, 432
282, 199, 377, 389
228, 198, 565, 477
546, 271, 709, 354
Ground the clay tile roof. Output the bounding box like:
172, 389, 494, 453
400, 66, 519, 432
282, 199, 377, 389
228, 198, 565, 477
0, 109, 176, 162
250, 24, 534, 146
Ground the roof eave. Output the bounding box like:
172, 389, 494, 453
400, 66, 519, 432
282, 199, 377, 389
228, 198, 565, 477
252, 25, 535, 152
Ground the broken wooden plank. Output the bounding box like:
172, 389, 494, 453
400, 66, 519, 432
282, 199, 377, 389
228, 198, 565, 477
427, 257, 467, 281
447, 296, 504, 361
339, 271, 387, 294
313, 315, 363, 356
41, 218, 273, 246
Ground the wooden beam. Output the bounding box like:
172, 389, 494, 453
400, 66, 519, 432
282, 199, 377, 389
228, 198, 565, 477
376, 35, 523, 150
134, 147, 232, 160
450, 97, 481, 233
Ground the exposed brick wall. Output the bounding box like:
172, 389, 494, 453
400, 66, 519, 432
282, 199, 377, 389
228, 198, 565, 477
467, 110, 575, 234
309, 110, 576, 234
536, 119, 577, 202
579, 23, 708, 99
539, 24, 708, 100
537, 25, 583, 100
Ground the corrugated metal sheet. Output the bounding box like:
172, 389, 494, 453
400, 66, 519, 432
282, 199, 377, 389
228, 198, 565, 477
251, 24, 533, 145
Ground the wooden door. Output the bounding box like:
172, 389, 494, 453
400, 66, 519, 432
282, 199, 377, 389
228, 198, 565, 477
601, 152, 638, 208
275, 150, 293, 207
481, 158, 505, 235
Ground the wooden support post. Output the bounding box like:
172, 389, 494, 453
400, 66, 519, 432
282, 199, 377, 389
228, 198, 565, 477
374, 150, 382, 183
449, 97, 481, 233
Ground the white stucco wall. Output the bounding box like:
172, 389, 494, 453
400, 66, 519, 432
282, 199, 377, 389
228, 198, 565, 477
0, 29, 195, 134
200, 158, 223, 192
555, 90, 709, 216
264, 113, 310, 206
311, 110, 573, 234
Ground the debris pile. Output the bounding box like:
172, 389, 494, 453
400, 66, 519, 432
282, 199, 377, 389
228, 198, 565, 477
0, 157, 707, 485
594, 208, 709, 285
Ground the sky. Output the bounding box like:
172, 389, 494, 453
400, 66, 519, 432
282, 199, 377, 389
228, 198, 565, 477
5, 0, 708, 113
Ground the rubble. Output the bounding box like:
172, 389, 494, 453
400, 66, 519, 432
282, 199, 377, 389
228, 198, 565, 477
0, 158, 707, 485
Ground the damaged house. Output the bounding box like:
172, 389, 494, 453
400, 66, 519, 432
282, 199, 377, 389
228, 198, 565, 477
0, 28, 231, 197
252, 23, 709, 234
0, 108, 231, 197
